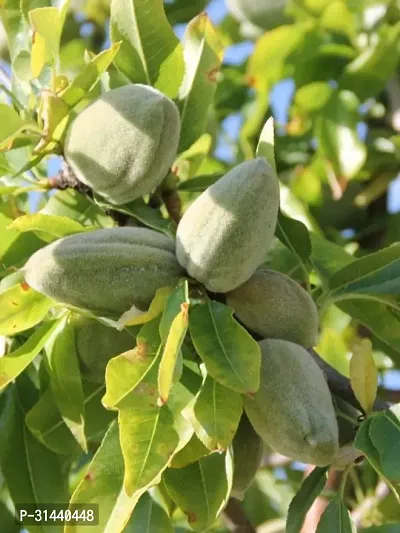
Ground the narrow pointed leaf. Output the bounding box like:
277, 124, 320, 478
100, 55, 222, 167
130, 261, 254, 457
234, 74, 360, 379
44, 316, 86, 451
286, 467, 328, 533
0, 320, 60, 390
66, 422, 145, 533
158, 304, 189, 405
178, 13, 224, 152
126, 491, 173, 533
163, 451, 233, 532
330, 243, 400, 296
119, 404, 193, 496
9, 214, 92, 241
182, 375, 242, 452
159, 280, 189, 342
369, 405, 400, 482
189, 301, 261, 394
110, 0, 184, 98
0, 377, 68, 533
316, 497, 356, 533
349, 339, 378, 415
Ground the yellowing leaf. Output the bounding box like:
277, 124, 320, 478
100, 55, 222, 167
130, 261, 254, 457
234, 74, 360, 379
117, 287, 174, 328
158, 303, 189, 405
8, 213, 93, 241
0, 283, 54, 336
349, 339, 378, 415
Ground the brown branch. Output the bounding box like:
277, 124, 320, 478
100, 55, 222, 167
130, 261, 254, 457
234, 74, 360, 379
308, 348, 389, 414
48, 162, 90, 194
223, 498, 256, 533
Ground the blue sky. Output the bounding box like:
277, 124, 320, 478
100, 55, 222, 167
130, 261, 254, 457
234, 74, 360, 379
199, 0, 400, 214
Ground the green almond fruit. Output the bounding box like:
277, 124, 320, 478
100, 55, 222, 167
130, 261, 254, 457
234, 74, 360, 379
244, 339, 339, 466
64, 84, 180, 205
71, 314, 139, 383
226, 0, 290, 33
23, 227, 184, 317
226, 269, 319, 347
176, 157, 279, 293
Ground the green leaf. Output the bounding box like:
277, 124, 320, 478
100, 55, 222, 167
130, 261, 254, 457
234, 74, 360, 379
316, 496, 356, 533
26, 383, 114, 455
182, 374, 242, 452
341, 22, 400, 101
369, 404, 400, 483
0, 0, 31, 61
0, 501, 20, 533
330, 244, 400, 296
158, 304, 189, 405
349, 339, 378, 415
276, 211, 312, 262
294, 82, 334, 112
110, 0, 184, 98
60, 43, 121, 108
8, 213, 93, 241
163, 451, 233, 532
0, 320, 60, 390
315, 90, 366, 179
126, 491, 173, 533
310, 233, 354, 280
0, 104, 39, 150
26, 387, 82, 455
0, 376, 68, 533
169, 434, 210, 469
0, 282, 54, 336
189, 301, 261, 394
286, 467, 328, 533
95, 197, 174, 238
44, 315, 86, 451
65, 422, 144, 533
256, 117, 276, 172
102, 319, 161, 410
119, 404, 193, 496
355, 418, 384, 473
247, 24, 307, 92
0, 208, 44, 274
311, 234, 400, 356
42, 188, 115, 228
178, 13, 224, 152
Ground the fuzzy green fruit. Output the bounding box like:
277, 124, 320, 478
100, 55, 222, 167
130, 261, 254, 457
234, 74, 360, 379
23, 227, 184, 317
226, 0, 289, 33
231, 414, 264, 500
64, 84, 180, 205
244, 339, 339, 466
176, 157, 279, 293
71, 315, 139, 383
226, 269, 319, 347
